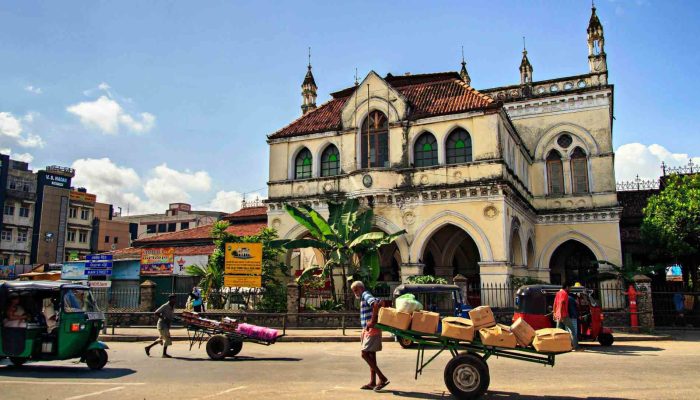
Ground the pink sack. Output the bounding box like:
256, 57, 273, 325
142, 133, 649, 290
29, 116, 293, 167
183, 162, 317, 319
235, 323, 278, 341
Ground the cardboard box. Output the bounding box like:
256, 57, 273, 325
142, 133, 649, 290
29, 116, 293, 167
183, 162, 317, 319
511, 318, 536, 347
479, 324, 517, 349
532, 328, 573, 353
411, 310, 440, 334
468, 305, 496, 329
441, 317, 475, 342
378, 307, 411, 330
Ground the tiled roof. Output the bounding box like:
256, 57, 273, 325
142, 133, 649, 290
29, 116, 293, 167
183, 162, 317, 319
133, 222, 268, 244
269, 72, 495, 139
224, 206, 268, 220
110, 245, 216, 259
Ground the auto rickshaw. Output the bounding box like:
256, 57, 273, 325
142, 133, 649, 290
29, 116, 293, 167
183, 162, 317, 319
0, 281, 109, 369
512, 284, 614, 346
392, 284, 473, 348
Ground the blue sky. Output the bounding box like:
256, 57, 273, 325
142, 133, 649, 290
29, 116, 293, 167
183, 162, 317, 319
1, 1, 698, 213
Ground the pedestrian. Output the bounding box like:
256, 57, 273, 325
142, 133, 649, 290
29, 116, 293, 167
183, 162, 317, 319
351, 281, 389, 392
673, 287, 685, 327
145, 294, 176, 358
553, 281, 580, 351
188, 287, 205, 313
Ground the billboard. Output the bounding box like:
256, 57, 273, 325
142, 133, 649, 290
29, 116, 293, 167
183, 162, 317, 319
173, 255, 208, 276
61, 263, 87, 280
70, 191, 97, 203
224, 243, 263, 275
140, 248, 174, 275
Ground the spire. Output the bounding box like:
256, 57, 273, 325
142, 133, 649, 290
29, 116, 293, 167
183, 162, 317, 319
587, 3, 607, 74
520, 37, 533, 85
301, 47, 317, 115
459, 46, 471, 85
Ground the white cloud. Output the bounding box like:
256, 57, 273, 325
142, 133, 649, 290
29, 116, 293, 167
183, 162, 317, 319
67, 92, 155, 135
615, 143, 700, 181
0, 112, 23, 138
18, 133, 45, 148
24, 85, 42, 94
71, 158, 214, 215
208, 190, 266, 213
0, 111, 45, 163
98, 82, 111, 91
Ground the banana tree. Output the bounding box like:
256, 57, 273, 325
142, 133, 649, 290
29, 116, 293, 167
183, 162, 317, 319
271, 198, 406, 306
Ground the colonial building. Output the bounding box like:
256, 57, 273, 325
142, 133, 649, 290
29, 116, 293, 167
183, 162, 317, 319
266, 6, 622, 290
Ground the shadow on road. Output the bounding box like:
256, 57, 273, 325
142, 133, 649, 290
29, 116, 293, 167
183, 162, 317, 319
0, 364, 136, 379
484, 391, 634, 400
172, 356, 302, 362
580, 343, 664, 356
388, 389, 450, 399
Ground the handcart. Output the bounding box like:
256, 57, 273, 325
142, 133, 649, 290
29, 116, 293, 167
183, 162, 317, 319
376, 323, 567, 400
183, 313, 284, 360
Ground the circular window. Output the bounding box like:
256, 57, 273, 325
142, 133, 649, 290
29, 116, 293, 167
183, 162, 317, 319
564, 82, 573, 90
557, 134, 573, 148
577, 80, 586, 88
537, 87, 545, 94
550, 85, 559, 92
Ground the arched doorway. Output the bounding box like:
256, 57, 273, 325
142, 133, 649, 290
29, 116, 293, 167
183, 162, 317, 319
549, 240, 597, 285
421, 223, 481, 279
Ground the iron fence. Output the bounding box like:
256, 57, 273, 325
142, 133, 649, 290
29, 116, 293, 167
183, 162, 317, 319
651, 283, 700, 327
92, 287, 141, 311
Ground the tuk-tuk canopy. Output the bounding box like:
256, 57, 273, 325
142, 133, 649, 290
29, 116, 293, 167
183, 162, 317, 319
514, 284, 596, 314
0, 280, 89, 299
393, 284, 461, 297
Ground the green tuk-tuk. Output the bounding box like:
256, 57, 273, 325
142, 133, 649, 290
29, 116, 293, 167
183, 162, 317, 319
0, 281, 109, 369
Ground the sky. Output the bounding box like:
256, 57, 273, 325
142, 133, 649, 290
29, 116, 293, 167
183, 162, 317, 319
1, 0, 699, 214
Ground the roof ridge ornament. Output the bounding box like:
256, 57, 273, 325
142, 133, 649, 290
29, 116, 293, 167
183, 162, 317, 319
459, 46, 471, 86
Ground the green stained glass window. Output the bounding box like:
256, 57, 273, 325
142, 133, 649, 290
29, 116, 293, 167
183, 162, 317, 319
414, 133, 438, 167
321, 145, 340, 177
295, 148, 313, 179
446, 129, 472, 164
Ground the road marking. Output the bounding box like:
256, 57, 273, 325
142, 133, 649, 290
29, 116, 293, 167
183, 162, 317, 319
197, 386, 247, 399
0, 381, 144, 386
64, 386, 124, 400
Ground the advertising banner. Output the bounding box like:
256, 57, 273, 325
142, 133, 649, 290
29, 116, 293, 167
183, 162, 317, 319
224, 243, 263, 275
140, 248, 174, 275
61, 263, 87, 280
173, 255, 208, 276
224, 275, 262, 288
0, 265, 16, 280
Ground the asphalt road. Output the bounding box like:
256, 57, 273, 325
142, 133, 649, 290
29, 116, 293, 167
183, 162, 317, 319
1, 333, 698, 400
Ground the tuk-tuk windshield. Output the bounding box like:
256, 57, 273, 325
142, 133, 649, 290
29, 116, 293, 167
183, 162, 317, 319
63, 289, 100, 313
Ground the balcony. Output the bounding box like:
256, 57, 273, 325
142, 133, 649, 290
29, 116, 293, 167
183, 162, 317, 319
6, 189, 36, 202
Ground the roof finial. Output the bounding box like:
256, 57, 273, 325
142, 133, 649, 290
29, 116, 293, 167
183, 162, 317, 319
308, 46, 311, 68
354, 67, 359, 86
523, 36, 526, 52
461, 45, 465, 64
459, 46, 471, 85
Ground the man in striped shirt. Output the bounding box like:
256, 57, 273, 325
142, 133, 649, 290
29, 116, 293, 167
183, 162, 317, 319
351, 281, 389, 392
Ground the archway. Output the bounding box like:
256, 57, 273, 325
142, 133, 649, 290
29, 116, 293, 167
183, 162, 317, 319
420, 224, 481, 282
510, 228, 524, 267
549, 240, 598, 285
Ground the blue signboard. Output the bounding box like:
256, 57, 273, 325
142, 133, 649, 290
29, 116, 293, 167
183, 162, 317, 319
85, 254, 113, 276
62, 263, 87, 280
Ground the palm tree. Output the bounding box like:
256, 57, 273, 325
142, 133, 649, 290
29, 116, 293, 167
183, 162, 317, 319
272, 198, 405, 306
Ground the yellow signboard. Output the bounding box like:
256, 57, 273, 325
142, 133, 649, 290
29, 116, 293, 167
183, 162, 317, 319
224, 243, 263, 275
224, 275, 262, 288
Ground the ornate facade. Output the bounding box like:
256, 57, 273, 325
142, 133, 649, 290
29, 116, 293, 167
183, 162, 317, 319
266, 6, 621, 290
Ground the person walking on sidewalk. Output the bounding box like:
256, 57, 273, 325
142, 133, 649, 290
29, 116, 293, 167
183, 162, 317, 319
145, 294, 176, 358
351, 281, 389, 392
553, 281, 580, 351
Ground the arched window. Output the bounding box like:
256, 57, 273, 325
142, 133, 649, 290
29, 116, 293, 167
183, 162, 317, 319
361, 111, 389, 168
294, 148, 312, 180
546, 150, 564, 195
570, 147, 589, 194
414, 133, 438, 167
321, 145, 340, 177
446, 128, 472, 164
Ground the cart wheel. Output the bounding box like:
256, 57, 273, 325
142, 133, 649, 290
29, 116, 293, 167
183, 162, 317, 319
86, 349, 108, 370
598, 332, 614, 347
206, 335, 230, 360
226, 340, 243, 357
444, 353, 490, 400
9, 357, 27, 367
398, 337, 413, 349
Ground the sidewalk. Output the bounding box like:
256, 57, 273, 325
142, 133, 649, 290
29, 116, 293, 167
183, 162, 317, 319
99, 327, 673, 343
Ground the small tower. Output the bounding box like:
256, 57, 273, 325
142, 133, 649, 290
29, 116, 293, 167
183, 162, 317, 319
301, 47, 317, 115
519, 38, 533, 85
459, 46, 471, 86
587, 3, 607, 74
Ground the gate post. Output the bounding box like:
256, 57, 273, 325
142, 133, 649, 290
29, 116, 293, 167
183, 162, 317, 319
140, 280, 157, 311
286, 281, 300, 327
633, 275, 654, 332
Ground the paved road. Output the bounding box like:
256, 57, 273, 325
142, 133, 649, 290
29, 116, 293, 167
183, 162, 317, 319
1, 334, 698, 400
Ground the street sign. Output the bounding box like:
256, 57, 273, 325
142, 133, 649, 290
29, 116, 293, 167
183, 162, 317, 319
86, 269, 112, 276
84, 261, 112, 269
87, 254, 113, 261
224, 275, 261, 288
88, 281, 112, 288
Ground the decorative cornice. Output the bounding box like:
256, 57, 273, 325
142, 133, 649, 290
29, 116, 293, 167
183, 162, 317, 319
536, 208, 622, 225
503, 90, 611, 119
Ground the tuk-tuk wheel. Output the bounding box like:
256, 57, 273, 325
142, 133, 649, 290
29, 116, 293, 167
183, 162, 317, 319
226, 340, 243, 357
9, 357, 27, 367
86, 349, 108, 370
206, 335, 230, 360
444, 353, 490, 400
398, 337, 414, 349
598, 332, 614, 347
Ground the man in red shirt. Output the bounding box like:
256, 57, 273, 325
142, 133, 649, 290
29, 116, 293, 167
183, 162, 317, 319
553, 281, 580, 350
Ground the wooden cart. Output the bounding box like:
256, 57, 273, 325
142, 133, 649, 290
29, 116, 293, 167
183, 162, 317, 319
185, 317, 283, 360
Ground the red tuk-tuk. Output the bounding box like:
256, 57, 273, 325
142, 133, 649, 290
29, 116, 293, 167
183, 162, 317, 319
512, 284, 614, 346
